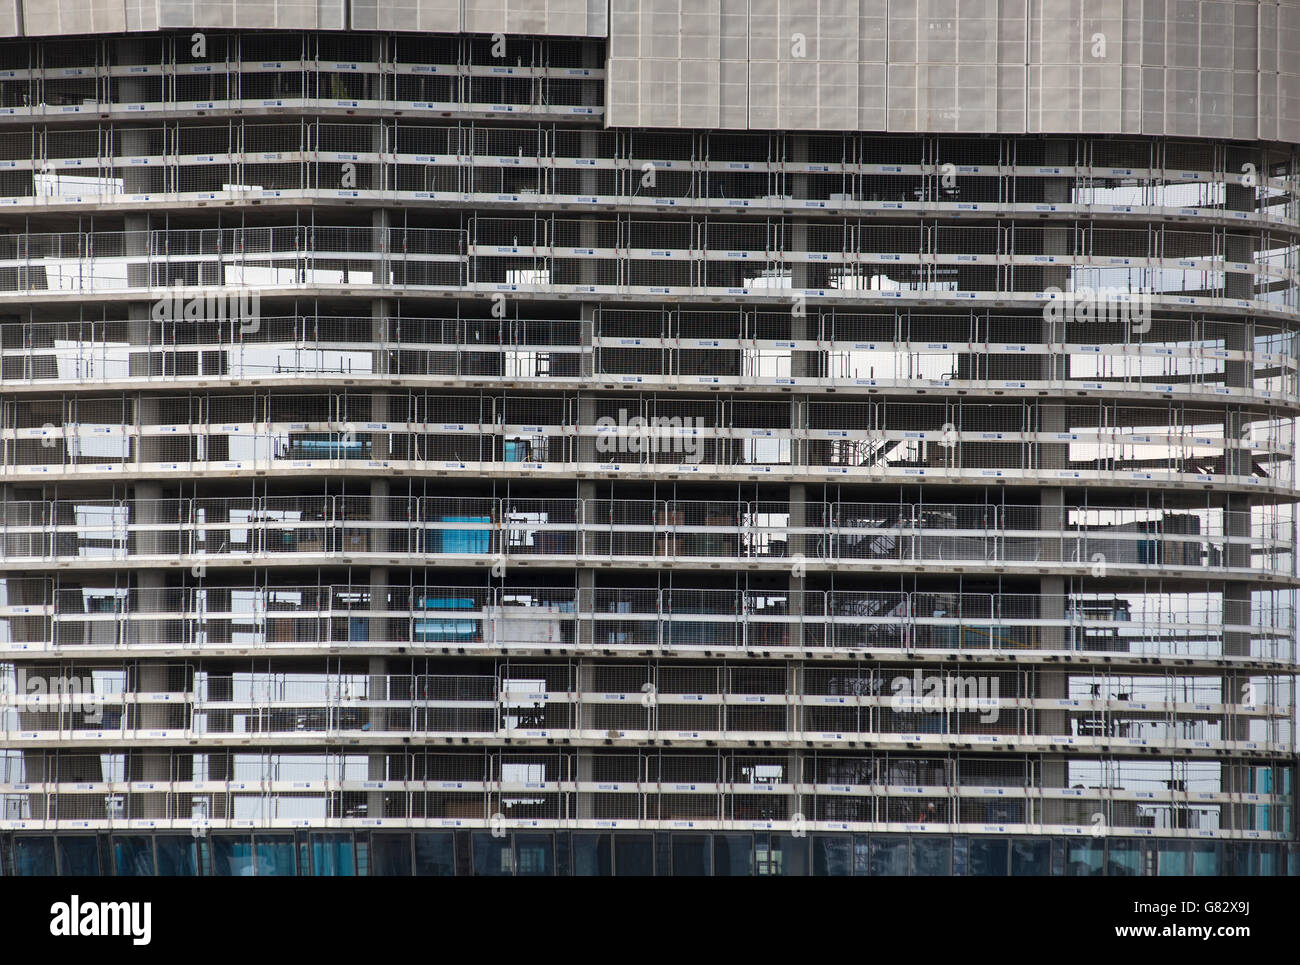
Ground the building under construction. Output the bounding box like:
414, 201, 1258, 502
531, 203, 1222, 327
0, 0, 1297, 875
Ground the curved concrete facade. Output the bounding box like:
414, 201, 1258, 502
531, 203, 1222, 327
0, 13, 1294, 877
0, 0, 1294, 139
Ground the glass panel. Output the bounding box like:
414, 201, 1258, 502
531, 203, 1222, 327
155, 835, 199, 876
254, 835, 296, 876
952, 837, 969, 876
911, 837, 951, 875
13, 836, 57, 875
713, 833, 753, 876
112, 836, 155, 876
614, 835, 653, 875
1066, 841, 1104, 876
57, 836, 100, 876
1011, 838, 1051, 876
472, 832, 511, 876
853, 833, 870, 875
572, 833, 611, 876
812, 835, 853, 876
309, 833, 355, 876
211, 835, 255, 876
1106, 840, 1143, 876
870, 836, 908, 876
514, 833, 553, 876
1156, 841, 1189, 876
768, 834, 809, 876
555, 832, 570, 877
371, 833, 412, 876
968, 838, 1008, 876
671, 834, 710, 876
1226, 843, 1252, 876
1259, 845, 1280, 877
414, 833, 455, 876
1191, 842, 1221, 876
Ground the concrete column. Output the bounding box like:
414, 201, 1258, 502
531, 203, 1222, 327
575, 367, 597, 654
19, 752, 48, 821
368, 292, 393, 562
1035, 143, 1072, 497
369, 37, 388, 192
116, 40, 162, 201
572, 307, 599, 659
1034, 142, 1074, 818
576, 393, 598, 477
365, 235, 396, 820
119, 182, 175, 807
575, 659, 595, 819
134, 664, 174, 817
787, 481, 807, 649
787, 663, 802, 822
367, 654, 389, 819
126, 212, 155, 381
786, 136, 825, 655
1219, 155, 1258, 829
579, 134, 600, 288
204, 681, 232, 818
576, 524, 596, 651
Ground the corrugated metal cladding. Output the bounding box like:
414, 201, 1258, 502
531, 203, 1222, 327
0, 0, 1294, 139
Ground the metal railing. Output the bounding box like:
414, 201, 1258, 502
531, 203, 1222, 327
4, 390, 1294, 491
0, 313, 1294, 405
4, 119, 1297, 232
0, 495, 1289, 579
0, 582, 1291, 662
0, 225, 1290, 312
1, 667, 1291, 752
0, 786, 1286, 839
